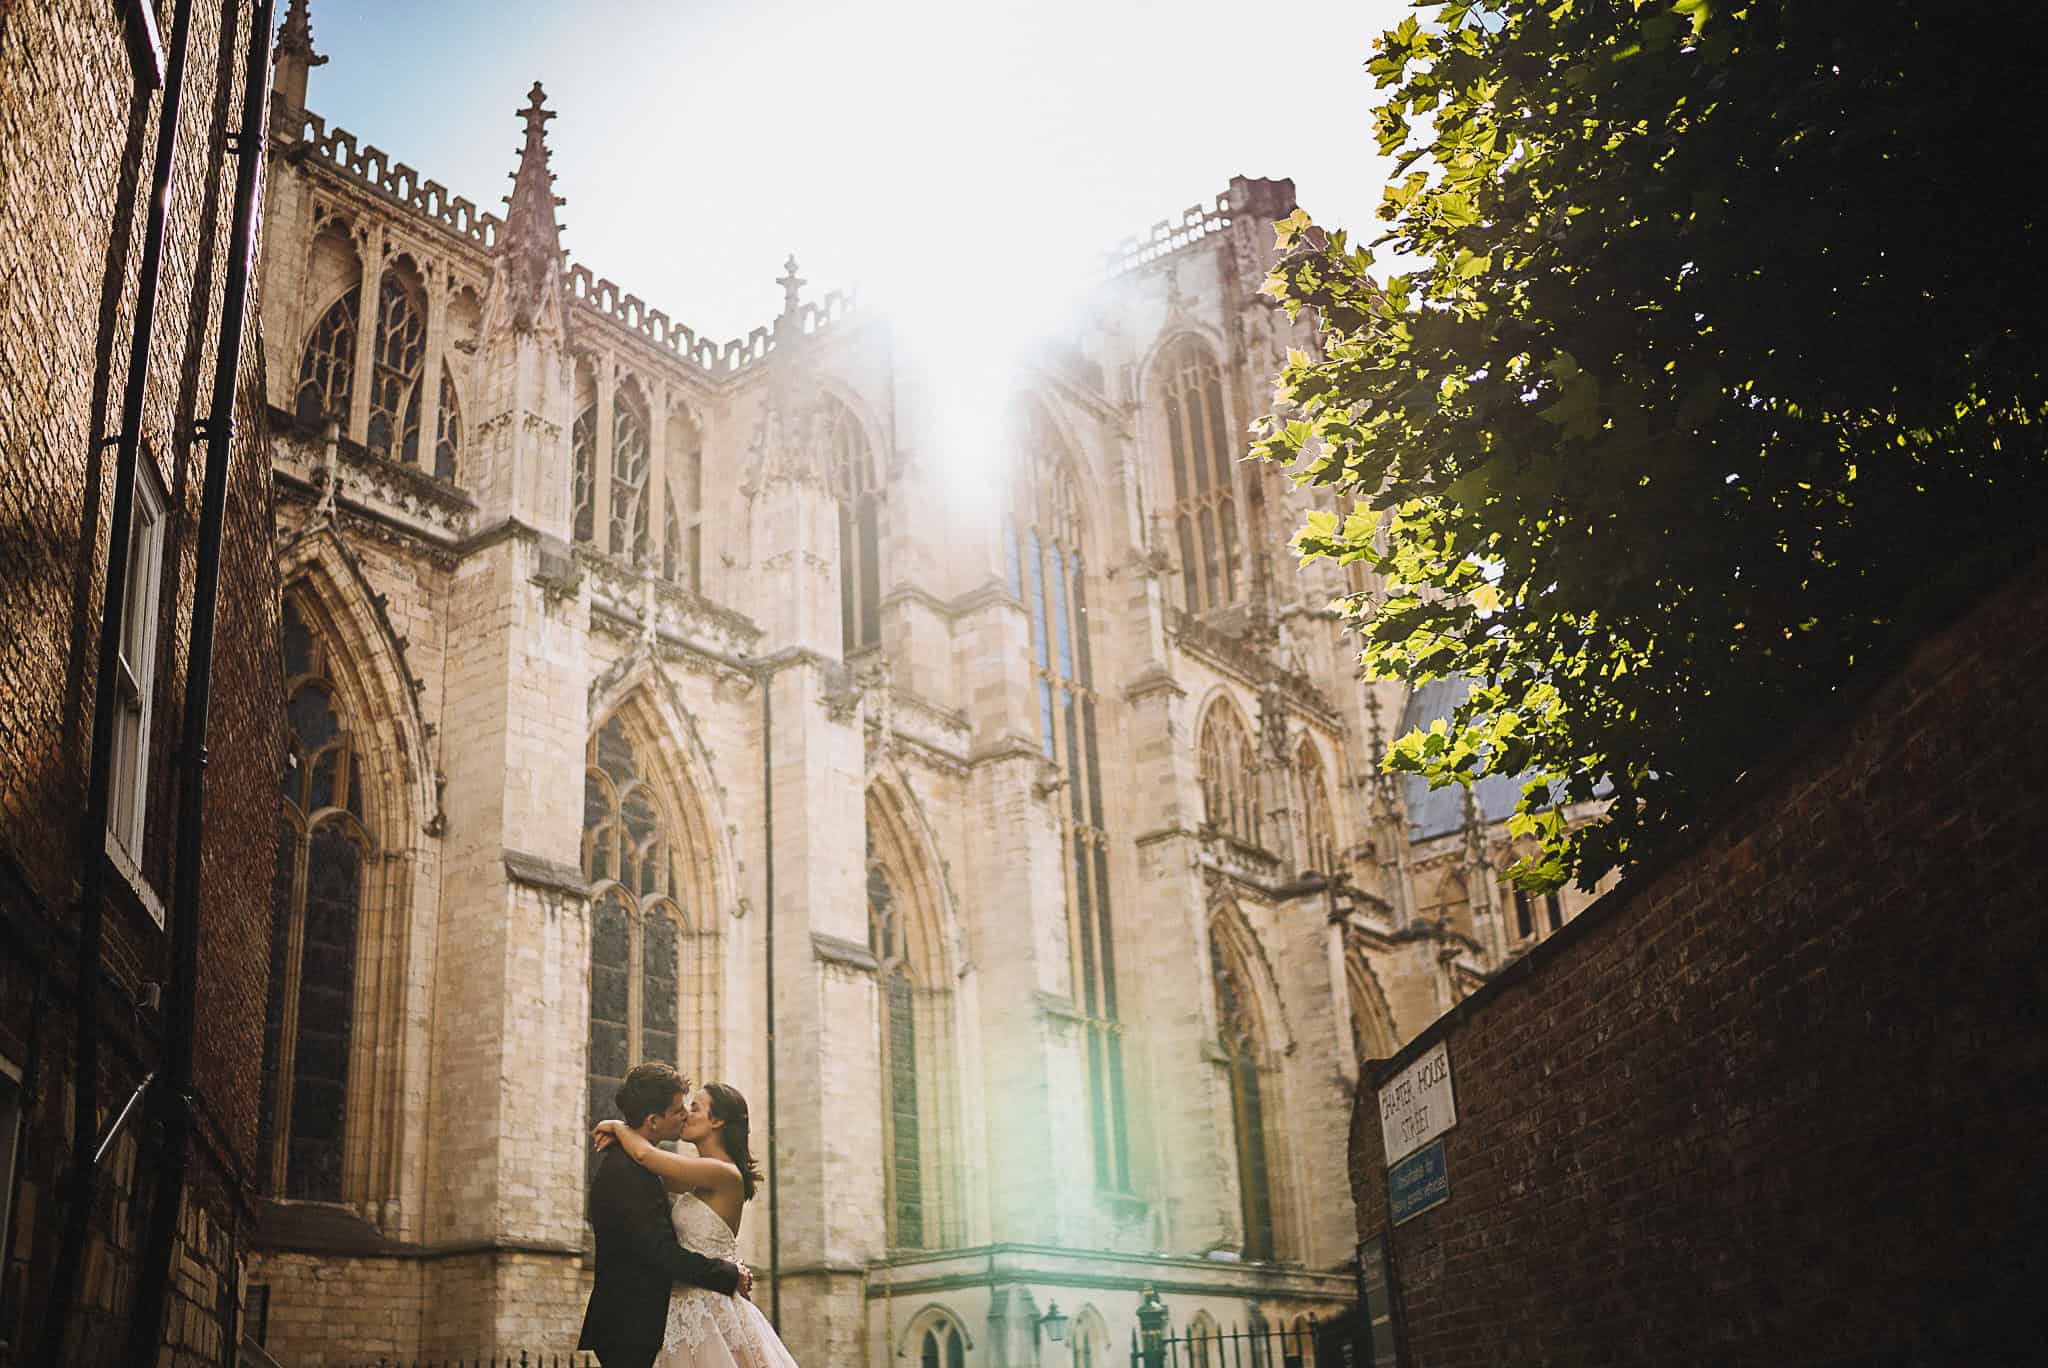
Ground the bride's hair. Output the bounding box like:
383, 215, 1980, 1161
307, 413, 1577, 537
704, 1082, 764, 1201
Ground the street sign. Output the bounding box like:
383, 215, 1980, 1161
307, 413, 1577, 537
1378, 1039, 1456, 1165
1388, 1139, 1449, 1226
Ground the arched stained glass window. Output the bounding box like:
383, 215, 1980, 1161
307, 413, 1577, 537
366, 267, 427, 462
826, 403, 881, 653
1004, 401, 1130, 1192
262, 593, 371, 1202
1212, 935, 1274, 1261
295, 287, 359, 425
433, 363, 461, 482
1159, 338, 1243, 613
611, 383, 652, 562
1295, 738, 1336, 874
1199, 703, 1261, 848
583, 711, 714, 1179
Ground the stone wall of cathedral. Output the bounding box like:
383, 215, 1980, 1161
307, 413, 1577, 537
240, 28, 1608, 1367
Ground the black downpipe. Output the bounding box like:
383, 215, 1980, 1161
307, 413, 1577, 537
40, 0, 200, 1358
762, 668, 780, 1328
122, 1, 276, 1360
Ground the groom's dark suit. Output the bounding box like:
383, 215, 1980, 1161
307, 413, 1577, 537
579, 1144, 743, 1368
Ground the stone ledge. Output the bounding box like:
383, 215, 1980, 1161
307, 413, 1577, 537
502, 848, 593, 898
811, 931, 878, 972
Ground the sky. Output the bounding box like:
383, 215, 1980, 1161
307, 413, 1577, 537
299, 0, 1411, 344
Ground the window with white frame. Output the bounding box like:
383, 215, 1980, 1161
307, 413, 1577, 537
108, 461, 167, 858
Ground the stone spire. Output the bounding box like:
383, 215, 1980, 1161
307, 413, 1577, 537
272, 0, 326, 113
495, 82, 568, 334
775, 254, 807, 329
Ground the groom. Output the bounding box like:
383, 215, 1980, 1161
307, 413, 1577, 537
580, 1062, 754, 1368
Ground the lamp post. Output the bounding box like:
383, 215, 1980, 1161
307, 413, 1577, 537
1039, 1299, 1070, 1368
1137, 1284, 1169, 1368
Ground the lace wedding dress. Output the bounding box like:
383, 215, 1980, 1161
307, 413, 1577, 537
655, 1191, 800, 1368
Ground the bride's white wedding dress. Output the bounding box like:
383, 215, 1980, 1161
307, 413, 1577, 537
655, 1190, 800, 1368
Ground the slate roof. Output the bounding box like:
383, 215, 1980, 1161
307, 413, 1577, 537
1397, 677, 1526, 842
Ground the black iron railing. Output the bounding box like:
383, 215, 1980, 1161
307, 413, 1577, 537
1130, 1314, 1323, 1368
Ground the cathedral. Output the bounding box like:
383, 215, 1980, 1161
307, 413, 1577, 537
242, 6, 1607, 1364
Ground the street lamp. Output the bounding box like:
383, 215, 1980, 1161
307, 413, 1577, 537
1039, 1300, 1070, 1344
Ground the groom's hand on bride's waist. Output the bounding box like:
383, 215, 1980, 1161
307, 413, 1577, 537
736, 1263, 754, 1300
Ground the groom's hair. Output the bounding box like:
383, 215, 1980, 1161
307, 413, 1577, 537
616, 1062, 689, 1128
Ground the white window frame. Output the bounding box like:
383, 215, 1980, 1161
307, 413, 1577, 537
108, 460, 167, 863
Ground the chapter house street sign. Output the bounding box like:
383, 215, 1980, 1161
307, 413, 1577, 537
1378, 1039, 1456, 1167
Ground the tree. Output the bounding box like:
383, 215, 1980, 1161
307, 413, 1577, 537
1255, 0, 2048, 890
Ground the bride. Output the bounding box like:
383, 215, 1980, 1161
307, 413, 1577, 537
594, 1083, 800, 1368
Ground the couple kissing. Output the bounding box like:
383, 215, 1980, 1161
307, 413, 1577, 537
579, 1062, 799, 1368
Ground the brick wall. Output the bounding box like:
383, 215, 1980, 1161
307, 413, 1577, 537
1348, 558, 2048, 1364
0, 1, 282, 1363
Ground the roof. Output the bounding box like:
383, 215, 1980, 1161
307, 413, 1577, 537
1397, 678, 1526, 842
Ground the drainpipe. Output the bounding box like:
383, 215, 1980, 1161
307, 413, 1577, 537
40, 0, 200, 1357
761, 664, 780, 1328
121, 1, 277, 1360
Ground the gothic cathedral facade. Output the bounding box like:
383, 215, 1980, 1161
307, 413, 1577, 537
245, 11, 1606, 1365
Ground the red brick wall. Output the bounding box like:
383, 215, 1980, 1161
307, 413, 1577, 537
1350, 559, 2048, 1365
1, 1, 282, 1363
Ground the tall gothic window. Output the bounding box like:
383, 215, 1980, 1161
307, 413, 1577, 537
1004, 404, 1131, 1191
610, 383, 652, 562
366, 266, 427, 462
295, 286, 359, 425
1199, 702, 1261, 848
571, 401, 597, 544
1295, 738, 1336, 874
868, 845, 922, 1247
665, 407, 703, 590
433, 362, 461, 482
867, 784, 961, 1251
1159, 338, 1242, 614
827, 403, 881, 654
584, 713, 714, 1176
262, 595, 370, 1202
1212, 933, 1275, 1261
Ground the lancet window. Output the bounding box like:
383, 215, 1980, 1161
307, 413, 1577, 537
1295, 738, 1336, 875
867, 784, 962, 1251
917, 1319, 966, 1368
827, 402, 882, 653
1189, 1313, 1223, 1368
1004, 404, 1131, 1191
1199, 702, 1262, 848
262, 594, 371, 1202
571, 401, 597, 544
1510, 885, 1565, 939
1159, 338, 1243, 614
1211, 933, 1275, 1261
366, 266, 427, 463
610, 383, 652, 562
584, 713, 715, 1177
432, 363, 461, 482
295, 286, 359, 424
665, 408, 703, 590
